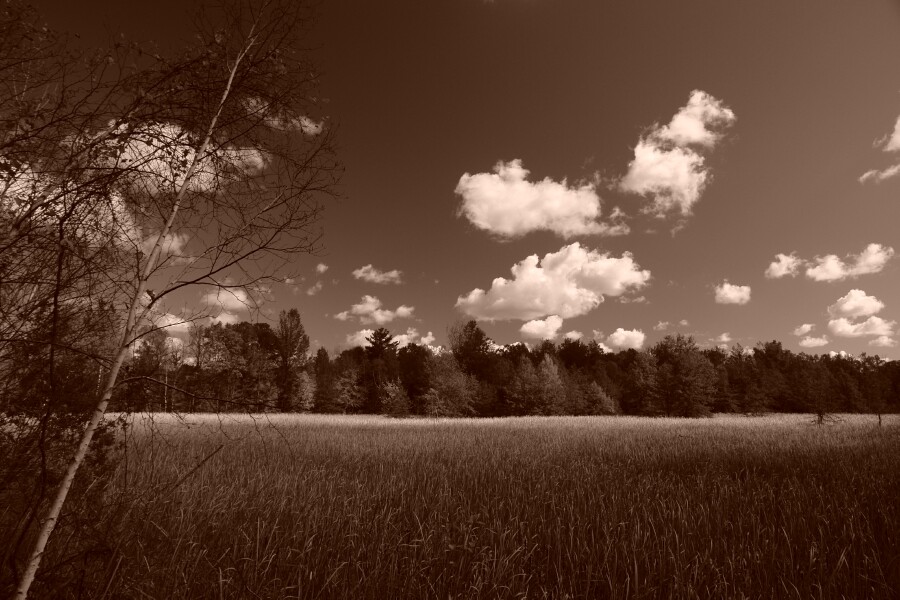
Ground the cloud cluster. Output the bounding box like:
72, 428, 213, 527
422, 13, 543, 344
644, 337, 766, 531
335, 295, 414, 325
455, 159, 628, 239
860, 115, 900, 183
714, 281, 751, 305
767, 244, 894, 282
456, 242, 651, 321
828, 317, 895, 338
202, 288, 254, 323
353, 264, 403, 285
520, 315, 564, 340
619, 90, 736, 217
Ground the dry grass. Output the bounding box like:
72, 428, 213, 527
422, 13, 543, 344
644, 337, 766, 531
92, 414, 900, 598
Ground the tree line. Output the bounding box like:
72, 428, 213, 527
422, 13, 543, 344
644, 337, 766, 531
115, 316, 900, 421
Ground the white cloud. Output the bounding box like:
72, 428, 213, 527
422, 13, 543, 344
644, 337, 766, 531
860, 115, 900, 183
799, 336, 829, 348
805, 243, 894, 282
520, 315, 564, 340
605, 328, 646, 351
793, 323, 814, 337
829, 351, 850, 358
619, 295, 647, 304
827, 289, 884, 319
456, 242, 651, 320
619, 90, 736, 217
352, 264, 403, 285
765, 253, 803, 279
679, 319, 690, 326
653, 321, 670, 331
564, 330, 583, 341
211, 311, 240, 325
316, 263, 329, 274
869, 335, 897, 348
202, 288, 252, 313
393, 327, 426, 348
154, 313, 192, 336
714, 281, 751, 305
716, 332, 732, 344
334, 295, 414, 325
346, 329, 374, 348
828, 316, 896, 338
306, 281, 323, 296
455, 159, 629, 238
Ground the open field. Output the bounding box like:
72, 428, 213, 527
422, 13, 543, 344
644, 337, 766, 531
82, 414, 900, 598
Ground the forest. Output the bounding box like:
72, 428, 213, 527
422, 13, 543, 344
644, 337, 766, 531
107, 312, 900, 420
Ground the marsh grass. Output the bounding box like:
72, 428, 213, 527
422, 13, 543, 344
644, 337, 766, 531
79, 414, 900, 598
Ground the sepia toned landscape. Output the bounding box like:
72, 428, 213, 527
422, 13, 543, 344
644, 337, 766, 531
2, 0, 900, 597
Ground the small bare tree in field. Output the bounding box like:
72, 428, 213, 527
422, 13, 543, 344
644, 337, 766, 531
0, 1, 339, 596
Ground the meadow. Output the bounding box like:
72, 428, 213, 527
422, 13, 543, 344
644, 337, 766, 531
82, 414, 900, 598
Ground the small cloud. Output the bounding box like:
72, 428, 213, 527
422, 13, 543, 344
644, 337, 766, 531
457, 242, 651, 320
564, 330, 583, 341
799, 336, 829, 348
765, 253, 803, 279
860, 115, 900, 183
716, 332, 732, 344
618, 90, 736, 219
316, 263, 329, 274
827, 289, 884, 319
678, 319, 690, 326
620, 295, 647, 304
605, 328, 646, 350
520, 315, 564, 340
334, 295, 414, 325
869, 335, 897, 348
828, 316, 896, 338
793, 323, 814, 337
714, 281, 751, 305
455, 159, 629, 239
346, 328, 375, 348
353, 264, 403, 285
306, 281, 323, 296
805, 243, 894, 282
653, 321, 670, 331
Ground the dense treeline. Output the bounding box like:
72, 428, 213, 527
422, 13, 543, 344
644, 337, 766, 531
114, 315, 900, 419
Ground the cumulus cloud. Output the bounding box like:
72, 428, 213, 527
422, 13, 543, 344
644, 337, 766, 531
653, 321, 670, 331
714, 281, 751, 305
456, 242, 651, 320
316, 263, 329, 274
828, 316, 896, 338
455, 159, 629, 239
619, 90, 736, 218
793, 323, 814, 337
765, 253, 803, 279
799, 336, 829, 348
346, 329, 375, 348
605, 328, 646, 351
154, 312, 192, 336
353, 264, 403, 285
393, 327, 435, 348
564, 330, 583, 341
827, 289, 884, 319
679, 319, 690, 326
334, 295, 414, 325
869, 335, 897, 348
805, 243, 894, 282
306, 281, 323, 296
520, 315, 564, 340
716, 332, 732, 344
202, 288, 252, 314
860, 115, 900, 183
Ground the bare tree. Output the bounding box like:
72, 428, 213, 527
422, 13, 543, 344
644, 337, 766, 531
1, 1, 338, 596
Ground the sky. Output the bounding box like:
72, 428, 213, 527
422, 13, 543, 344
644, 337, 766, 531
33, 0, 900, 358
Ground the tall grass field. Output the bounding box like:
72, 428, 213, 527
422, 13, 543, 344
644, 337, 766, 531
78, 414, 900, 598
